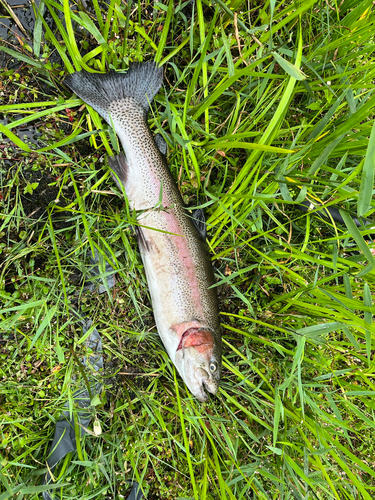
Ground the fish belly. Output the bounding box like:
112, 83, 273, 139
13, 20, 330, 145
136, 208, 206, 362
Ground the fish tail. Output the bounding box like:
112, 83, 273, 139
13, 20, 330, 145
64, 62, 163, 122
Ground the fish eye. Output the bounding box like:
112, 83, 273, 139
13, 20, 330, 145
210, 362, 217, 373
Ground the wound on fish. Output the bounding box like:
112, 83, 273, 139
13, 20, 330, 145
177, 328, 214, 351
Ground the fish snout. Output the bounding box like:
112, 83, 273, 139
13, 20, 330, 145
195, 366, 219, 401
191, 367, 210, 402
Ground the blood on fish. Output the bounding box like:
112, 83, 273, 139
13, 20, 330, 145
177, 328, 214, 351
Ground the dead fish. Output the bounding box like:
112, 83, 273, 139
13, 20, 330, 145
65, 62, 221, 402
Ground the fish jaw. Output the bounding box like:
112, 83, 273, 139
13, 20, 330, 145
173, 324, 221, 402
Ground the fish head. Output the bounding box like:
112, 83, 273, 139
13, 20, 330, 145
175, 327, 221, 402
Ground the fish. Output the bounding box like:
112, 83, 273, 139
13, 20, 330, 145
65, 62, 222, 402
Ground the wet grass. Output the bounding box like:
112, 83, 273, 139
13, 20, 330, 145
1, 0, 375, 498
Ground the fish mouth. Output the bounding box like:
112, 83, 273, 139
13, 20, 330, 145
195, 368, 211, 402
175, 327, 217, 402
196, 386, 209, 403
194, 370, 219, 402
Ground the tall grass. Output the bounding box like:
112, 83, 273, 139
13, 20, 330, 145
1, 0, 375, 498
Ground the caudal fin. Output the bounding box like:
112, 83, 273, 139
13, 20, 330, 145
64, 62, 163, 123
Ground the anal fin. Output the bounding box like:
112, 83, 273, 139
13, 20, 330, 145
108, 153, 128, 188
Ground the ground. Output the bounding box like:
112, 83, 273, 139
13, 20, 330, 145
1, 0, 375, 499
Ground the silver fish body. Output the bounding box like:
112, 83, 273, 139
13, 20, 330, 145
65, 62, 221, 401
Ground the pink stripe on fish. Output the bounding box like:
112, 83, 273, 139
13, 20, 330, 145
163, 210, 204, 317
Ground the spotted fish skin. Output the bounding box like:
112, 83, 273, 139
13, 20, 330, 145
65, 62, 221, 401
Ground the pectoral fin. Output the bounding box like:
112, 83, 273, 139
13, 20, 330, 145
135, 225, 151, 252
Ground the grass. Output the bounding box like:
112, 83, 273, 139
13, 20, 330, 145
1, 0, 375, 498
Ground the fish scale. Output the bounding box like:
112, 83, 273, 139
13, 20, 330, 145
65, 62, 222, 401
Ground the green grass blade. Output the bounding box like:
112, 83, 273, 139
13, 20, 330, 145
173, 369, 199, 500
155, 0, 173, 63
358, 119, 375, 216
340, 210, 375, 272
363, 283, 372, 365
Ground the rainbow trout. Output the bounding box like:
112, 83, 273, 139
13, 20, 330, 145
65, 62, 221, 401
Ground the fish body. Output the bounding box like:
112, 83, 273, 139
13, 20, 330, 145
65, 62, 221, 401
